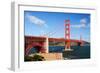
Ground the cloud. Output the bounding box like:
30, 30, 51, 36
27, 14, 47, 27
80, 18, 87, 28
71, 18, 89, 28
71, 25, 83, 28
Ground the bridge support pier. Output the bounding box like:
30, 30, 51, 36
64, 48, 73, 51
44, 36, 49, 53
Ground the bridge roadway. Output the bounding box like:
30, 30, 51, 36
25, 36, 83, 43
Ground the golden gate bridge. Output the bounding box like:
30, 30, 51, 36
25, 19, 84, 55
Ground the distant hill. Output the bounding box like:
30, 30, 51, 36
49, 41, 90, 46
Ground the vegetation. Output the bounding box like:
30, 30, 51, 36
25, 54, 45, 61
32, 54, 45, 61
24, 56, 33, 61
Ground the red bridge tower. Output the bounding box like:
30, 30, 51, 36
65, 19, 71, 50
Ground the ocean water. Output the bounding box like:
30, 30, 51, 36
49, 46, 90, 59
28, 46, 90, 59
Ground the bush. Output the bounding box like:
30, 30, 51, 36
24, 54, 45, 61
24, 56, 33, 61
33, 54, 45, 61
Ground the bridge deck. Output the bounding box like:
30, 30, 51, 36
25, 36, 83, 43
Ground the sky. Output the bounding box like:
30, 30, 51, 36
24, 11, 90, 42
